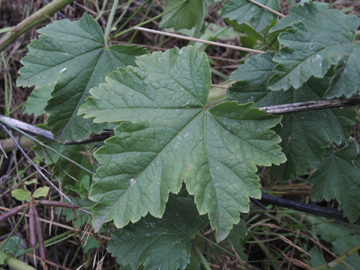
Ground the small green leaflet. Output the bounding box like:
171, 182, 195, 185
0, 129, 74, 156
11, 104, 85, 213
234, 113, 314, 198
222, 0, 279, 33
23, 84, 54, 117
107, 196, 208, 270
0, 237, 25, 258
308, 141, 360, 223
229, 52, 355, 180
80, 46, 285, 242
267, 3, 360, 97
17, 14, 147, 142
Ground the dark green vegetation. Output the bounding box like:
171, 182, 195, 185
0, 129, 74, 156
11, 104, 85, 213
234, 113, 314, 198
1, 0, 360, 269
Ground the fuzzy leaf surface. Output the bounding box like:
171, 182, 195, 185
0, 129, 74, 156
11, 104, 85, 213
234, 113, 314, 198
17, 14, 147, 142
267, 3, 360, 95
308, 141, 360, 222
222, 0, 279, 32
80, 46, 286, 242
229, 52, 355, 180
107, 196, 207, 270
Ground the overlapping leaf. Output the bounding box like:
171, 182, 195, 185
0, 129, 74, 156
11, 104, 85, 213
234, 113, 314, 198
80, 46, 285, 242
229, 52, 355, 180
267, 3, 360, 97
159, 0, 213, 31
308, 141, 360, 222
17, 14, 147, 142
222, 0, 279, 33
107, 196, 207, 270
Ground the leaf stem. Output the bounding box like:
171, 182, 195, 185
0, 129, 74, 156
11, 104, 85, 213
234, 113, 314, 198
113, 0, 189, 39
194, 244, 211, 270
0, 0, 74, 52
104, 0, 119, 44
0, 251, 36, 270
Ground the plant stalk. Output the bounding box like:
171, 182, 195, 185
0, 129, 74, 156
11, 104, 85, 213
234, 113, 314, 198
104, 0, 119, 44
0, 0, 74, 52
0, 251, 36, 270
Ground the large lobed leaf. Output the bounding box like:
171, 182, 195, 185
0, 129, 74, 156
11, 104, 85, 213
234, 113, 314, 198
308, 141, 360, 222
107, 196, 207, 270
222, 0, 279, 33
229, 52, 356, 180
80, 46, 286, 242
267, 3, 360, 97
17, 14, 147, 142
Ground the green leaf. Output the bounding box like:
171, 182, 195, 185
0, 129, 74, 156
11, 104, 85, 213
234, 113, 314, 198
159, 0, 211, 31
222, 0, 279, 33
228, 52, 356, 180
80, 46, 286, 242
267, 3, 360, 94
23, 84, 54, 116
32, 187, 50, 198
0, 252, 5, 264
308, 141, 360, 222
11, 189, 31, 201
310, 217, 360, 268
17, 14, 147, 142
107, 196, 208, 270
1, 237, 25, 257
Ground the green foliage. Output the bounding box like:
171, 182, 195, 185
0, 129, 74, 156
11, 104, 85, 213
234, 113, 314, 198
80, 46, 285, 242
309, 217, 360, 268
0, 237, 25, 258
107, 196, 208, 270
267, 3, 360, 97
222, 0, 279, 32
23, 84, 54, 117
308, 141, 360, 222
159, 0, 213, 32
11, 189, 31, 201
228, 52, 356, 179
12, 1, 360, 269
18, 14, 147, 142
32, 187, 50, 198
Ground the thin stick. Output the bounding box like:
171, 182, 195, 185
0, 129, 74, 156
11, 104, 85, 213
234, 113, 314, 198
133, 26, 265, 54
260, 194, 360, 225
259, 97, 360, 115
0, 117, 96, 175
0, 0, 74, 52
0, 115, 54, 141
0, 124, 91, 215
247, 0, 285, 18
